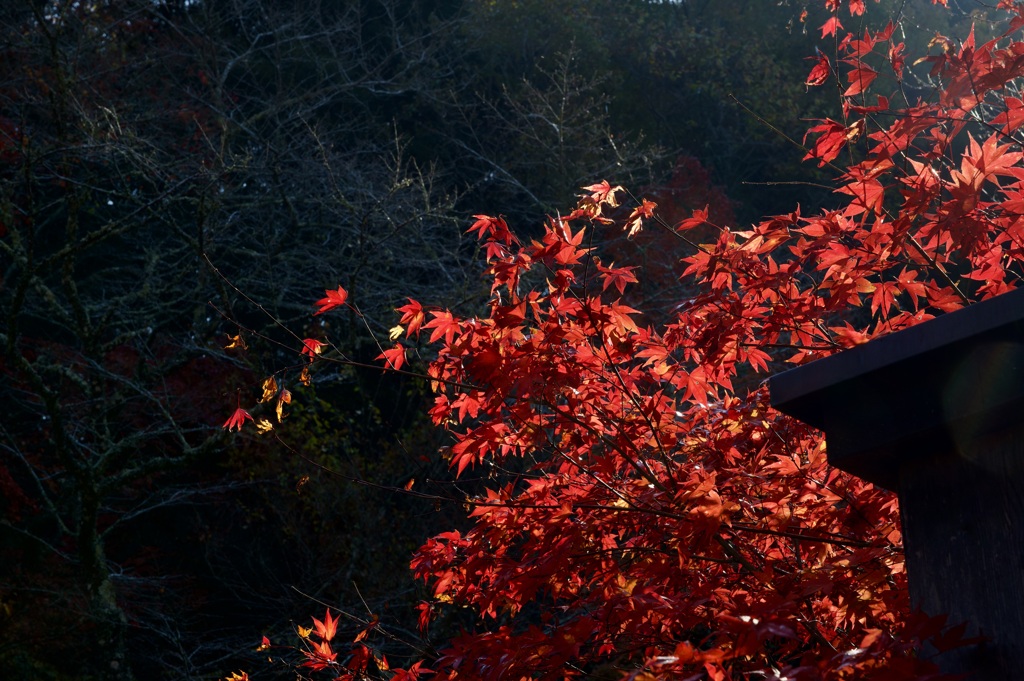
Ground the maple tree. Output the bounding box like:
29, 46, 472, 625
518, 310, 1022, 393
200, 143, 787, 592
227, 0, 1024, 678
1, 1, 863, 678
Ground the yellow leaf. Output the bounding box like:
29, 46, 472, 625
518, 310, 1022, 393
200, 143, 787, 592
389, 325, 405, 341
255, 419, 274, 434
845, 118, 866, 141
224, 334, 247, 350
296, 625, 312, 639
259, 376, 278, 403
617, 576, 638, 595
299, 366, 311, 386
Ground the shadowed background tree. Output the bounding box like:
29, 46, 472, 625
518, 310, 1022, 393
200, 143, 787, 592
0, 1, 475, 678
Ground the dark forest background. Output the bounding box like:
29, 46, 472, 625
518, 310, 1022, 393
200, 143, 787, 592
0, 1, 979, 679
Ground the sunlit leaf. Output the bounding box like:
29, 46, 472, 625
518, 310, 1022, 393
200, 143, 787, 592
224, 334, 247, 350
377, 344, 406, 371
222, 407, 252, 432
301, 338, 326, 359
259, 376, 277, 403
313, 286, 348, 315
275, 389, 291, 423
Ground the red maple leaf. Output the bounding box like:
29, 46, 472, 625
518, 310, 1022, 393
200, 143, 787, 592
300, 640, 337, 672
805, 53, 832, 86
580, 179, 622, 207
424, 310, 459, 345
378, 344, 406, 371
467, 214, 514, 244
314, 286, 348, 315
312, 609, 338, 642
676, 206, 710, 232
820, 15, 843, 38
390, 661, 432, 681
222, 393, 253, 431
596, 261, 638, 296
843, 61, 878, 96
301, 338, 326, 359
397, 298, 426, 337
803, 118, 863, 166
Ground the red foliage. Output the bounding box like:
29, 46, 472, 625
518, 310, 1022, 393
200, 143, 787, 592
236, 1, 1024, 678
806, 53, 833, 87
314, 286, 349, 315
598, 155, 736, 321
222, 390, 254, 431
377, 344, 406, 371
300, 338, 327, 360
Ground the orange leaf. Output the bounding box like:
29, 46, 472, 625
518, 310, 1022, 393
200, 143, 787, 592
312, 609, 338, 642
224, 334, 248, 350
276, 389, 291, 423
259, 376, 277, 403
353, 615, 379, 643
